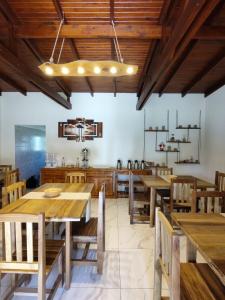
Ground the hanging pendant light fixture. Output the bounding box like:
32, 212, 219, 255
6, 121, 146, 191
39, 19, 138, 77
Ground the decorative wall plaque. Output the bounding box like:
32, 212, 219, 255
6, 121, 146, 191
58, 118, 103, 142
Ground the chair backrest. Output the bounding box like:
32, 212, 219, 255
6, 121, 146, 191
0, 213, 45, 277
192, 190, 225, 213
215, 171, 225, 191
97, 184, 105, 252
0, 165, 12, 173
65, 172, 86, 183
170, 177, 197, 211
156, 167, 173, 176
154, 207, 180, 300
4, 169, 19, 187
2, 181, 26, 207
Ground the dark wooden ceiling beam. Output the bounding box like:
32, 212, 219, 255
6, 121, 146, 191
0, 72, 27, 95
158, 40, 198, 96
52, 0, 94, 97
182, 45, 225, 96
137, 0, 222, 110
2, 24, 225, 40
11, 24, 163, 39
0, 42, 71, 109
137, 1, 172, 98
204, 74, 225, 97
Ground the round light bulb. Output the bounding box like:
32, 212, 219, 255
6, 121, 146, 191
77, 66, 85, 74
110, 66, 117, 74
126, 66, 134, 74
45, 66, 53, 75
61, 66, 69, 75
94, 66, 101, 74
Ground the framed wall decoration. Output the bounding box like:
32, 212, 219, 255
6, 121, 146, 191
58, 118, 103, 142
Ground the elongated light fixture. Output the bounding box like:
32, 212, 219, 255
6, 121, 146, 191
39, 18, 138, 77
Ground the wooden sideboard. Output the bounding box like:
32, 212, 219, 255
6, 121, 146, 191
41, 167, 151, 198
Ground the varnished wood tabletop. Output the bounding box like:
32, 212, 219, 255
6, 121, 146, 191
141, 175, 215, 189
35, 182, 94, 193
172, 213, 225, 286
0, 198, 87, 221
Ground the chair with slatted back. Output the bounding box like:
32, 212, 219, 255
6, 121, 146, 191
65, 172, 86, 183
4, 169, 19, 187
191, 190, 225, 213
215, 171, 225, 191
154, 207, 225, 300
71, 184, 105, 273
2, 181, 26, 208
169, 177, 197, 213
129, 171, 149, 224
0, 213, 64, 300
0, 165, 12, 173
155, 167, 173, 211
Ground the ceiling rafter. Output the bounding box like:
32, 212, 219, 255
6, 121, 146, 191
52, 0, 94, 97
0, 72, 27, 95
0, 42, 71, 108
137, 0, 173, 98
137, 0, 222, 110
158, 40, 198, 97
205, 74, 225, 97
23, 39, 71, 98
182, 45, 225, 96
0, 0, 71, 107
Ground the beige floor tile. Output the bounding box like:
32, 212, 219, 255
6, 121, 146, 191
71, 250, 120, 288
61, 288, 120, 300
118, 226, 154, 249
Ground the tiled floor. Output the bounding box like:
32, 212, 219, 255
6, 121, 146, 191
10, 198, 170, 300
60, 197, 169, 300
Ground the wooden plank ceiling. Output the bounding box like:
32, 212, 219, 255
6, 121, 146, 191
0, 0, 225, 109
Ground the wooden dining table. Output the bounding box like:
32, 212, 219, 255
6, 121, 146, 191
141, 175, 215, 227
0, 182, 94, 290
171, 212, 225, 286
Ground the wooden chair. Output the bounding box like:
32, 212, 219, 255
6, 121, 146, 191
0, 213, 64, 300
65, 172, 86, 183
2, 181, 26, 207
192, 190, 225, 213
169, 177, 197, 213
4, 169, 19, 187
129, 171, 149, 224
155, 167, 173, 210
154, 207, 225, 300
0, 165, 12, 172
215, 171, 225, 191
71, 184, 105, 273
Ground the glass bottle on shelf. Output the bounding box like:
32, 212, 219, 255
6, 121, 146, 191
61, 156, 65, 167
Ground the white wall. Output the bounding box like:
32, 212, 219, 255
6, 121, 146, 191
204, 86, 225, 181
0, 92, 206, 177
0, 93, 144, 167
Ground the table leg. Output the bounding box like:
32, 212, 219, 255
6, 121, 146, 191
186, 238, 197, 262
65, 222, 71, 290
150, 188, 156, 227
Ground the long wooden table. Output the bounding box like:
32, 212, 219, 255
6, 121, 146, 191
0, 182, 94, 290
141, 175, 215, 227
171, 213, 225, 286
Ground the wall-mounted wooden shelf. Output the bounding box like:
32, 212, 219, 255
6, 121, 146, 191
145, 129, 169, 132
156, 150, 180, 153
175, 161, 200, 164
166, 140, 191, 144
176, 126, 201, 130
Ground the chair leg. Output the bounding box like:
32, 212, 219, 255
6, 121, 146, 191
58, 251, 64, 288
97, 251, 104, 274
